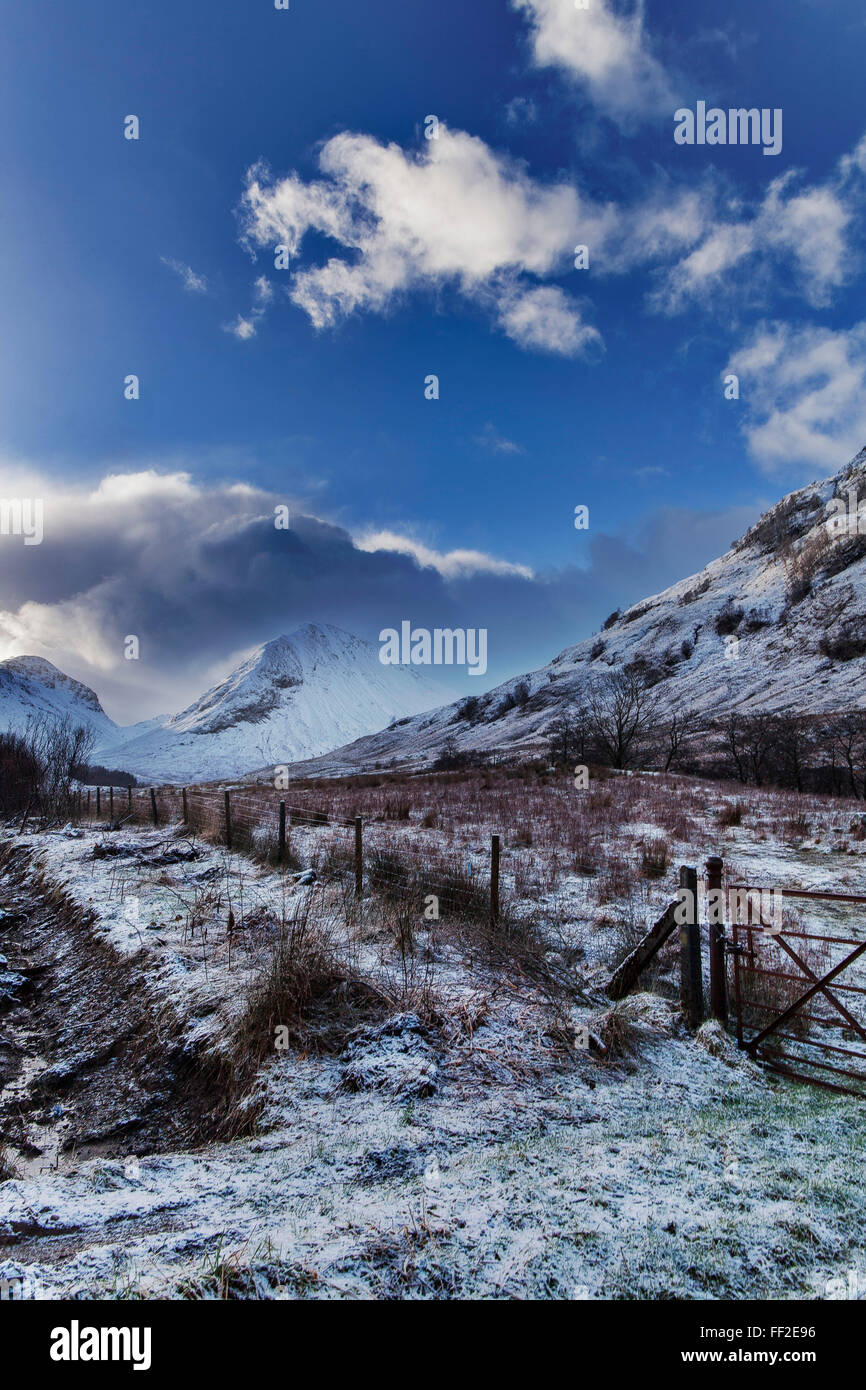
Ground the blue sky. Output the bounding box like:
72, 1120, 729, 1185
2, 0, 866, 721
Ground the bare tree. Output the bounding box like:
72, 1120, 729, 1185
724, 713, 749, 784
585, 670, 660, 770
22, 714, 96, 821
743, 714, 777, 787
663, 707, 698, 772
771, 714, 812, 793
0, 731, 40, 817
547, 705, 589, 766
828, 713, 866, 800
722, 712, 777, 787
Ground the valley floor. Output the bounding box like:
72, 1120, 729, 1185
1, 769, 865, 1300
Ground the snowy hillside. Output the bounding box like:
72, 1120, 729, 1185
0, 656, 119, 747
93, 623, 448, 782
286, 448, 866, 777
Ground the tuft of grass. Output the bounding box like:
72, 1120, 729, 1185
248, 822, 302, 870
0, 1144, 20, 1182
640, 837, 669, 880
366, 848, 423, 906
234, 899, 364, 1060
593, 853, 631, 905
592, 1001, 645, 1062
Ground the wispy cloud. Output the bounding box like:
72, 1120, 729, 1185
356, 530, 534, 580
650, 137, 866, 316
504, 95, 539, 127
474, 422, 526, 455
726, 321, 866, 475
160, 256, 209, 294
224, 275, 274, 340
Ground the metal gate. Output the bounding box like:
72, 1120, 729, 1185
729, 884, 866, 1098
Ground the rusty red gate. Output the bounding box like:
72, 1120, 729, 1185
729, 883, 866, 1098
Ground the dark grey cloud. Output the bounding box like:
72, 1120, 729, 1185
0, 468, 761, 723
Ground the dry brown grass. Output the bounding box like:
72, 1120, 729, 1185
593, 853, 632, 905
640, 836, 670, 879
227, 887, 431, 1099
719, 800, 746, 828
0, 1144, 20, 1181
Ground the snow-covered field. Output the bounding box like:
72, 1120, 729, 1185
2, 770, 865, 1300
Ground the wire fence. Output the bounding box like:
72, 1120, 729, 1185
71, 782, 503, 926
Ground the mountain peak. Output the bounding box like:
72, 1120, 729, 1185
0, 654, 113, 728
286, 450, 866, 777
2, 654, 68, 682
260, 622, 359, 657
92, 623, 448, 781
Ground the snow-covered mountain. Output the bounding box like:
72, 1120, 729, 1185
92, 623, 448, 782
285, 448, 866, 777
0, 625, 450, 782
0, 656, 120, 747
8, 446, 866, 785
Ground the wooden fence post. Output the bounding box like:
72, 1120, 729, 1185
679, 865, 703, 1029
224, 790, 233, 849
354, 816, 363, 898
606, 898, 680, 999
150, 788, 158, 826
127, 787, 133, 817
182, 787, 188, 824
109, 786, 114, 820
279, 801, 287, 863
96, 786, 101, 817
86, 789, 91, 821
490, 834, 500, 929
706, 855, 727, 1025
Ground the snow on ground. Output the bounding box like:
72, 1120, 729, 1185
1, 772, 865, 1299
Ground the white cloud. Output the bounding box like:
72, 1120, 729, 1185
726, 322, 866, 474
239, 127, 599, 355
653, 144, 866, 313
224, 276, 275, 340
356, 530, 534, 580
225, 314, 257, 340
90, 470, 198, 505
474, 422, 526, 455
840, 133, 866, 180
513, 0, 674, 124
497, 283, 601, 355
234, 117, 866, 349
160, 257, 208, 293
